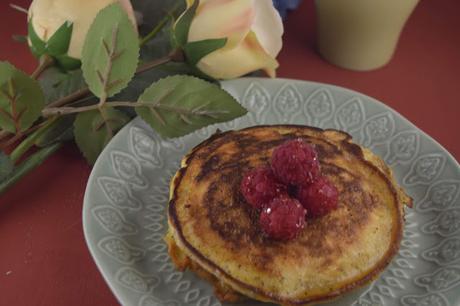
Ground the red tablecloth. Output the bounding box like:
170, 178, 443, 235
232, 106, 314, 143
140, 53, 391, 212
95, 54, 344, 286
1, 0, 459, 305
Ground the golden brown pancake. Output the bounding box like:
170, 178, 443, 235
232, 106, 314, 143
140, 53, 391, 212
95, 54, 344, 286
166, 125, 411, 306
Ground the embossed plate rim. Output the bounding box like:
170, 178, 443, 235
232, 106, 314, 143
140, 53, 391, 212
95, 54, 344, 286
83, 77, 460, 306
306, 81, 459, 165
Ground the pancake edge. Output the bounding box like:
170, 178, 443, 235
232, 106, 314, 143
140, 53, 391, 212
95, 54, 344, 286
167, 125, 409, 305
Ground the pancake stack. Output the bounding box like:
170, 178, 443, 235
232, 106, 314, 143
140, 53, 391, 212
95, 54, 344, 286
166, 125, 411, 305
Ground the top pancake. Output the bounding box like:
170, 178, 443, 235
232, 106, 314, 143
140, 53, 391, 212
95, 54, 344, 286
168, 125, 409, 305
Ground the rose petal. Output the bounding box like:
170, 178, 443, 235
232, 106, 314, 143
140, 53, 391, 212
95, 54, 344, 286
28, 0, 136, 59
119, 0, 137, 26
251, 0, 284, 57
185, 0, 213, 7
187, 0, 255, 49
197, 31, 279, 79
263, 66, 277, 78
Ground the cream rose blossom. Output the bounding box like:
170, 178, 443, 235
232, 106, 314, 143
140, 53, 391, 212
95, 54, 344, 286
28, 0, 137, 60
184, 0, 284, 79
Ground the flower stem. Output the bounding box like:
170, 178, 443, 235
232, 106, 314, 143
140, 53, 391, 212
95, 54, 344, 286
139, 2, 181, 47
0, 143, 62, 195
0, 118, 59, 150
42, 102, 137, 117
9, 118, 56, 163
31, 55, 53, 80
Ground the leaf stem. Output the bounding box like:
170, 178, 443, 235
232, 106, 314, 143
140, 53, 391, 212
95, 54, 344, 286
98, 25, 120, 107
0, 143, 62, 195
46, 86, 92, 108
1, 79, 23, 135
0, 122, 46, 150
31, 55, 54, 80
43, 102, 136, 117
42, 100, 229, 118
9, 118, 56, 163
45, 54, 174, 110
134, 54, 174, 74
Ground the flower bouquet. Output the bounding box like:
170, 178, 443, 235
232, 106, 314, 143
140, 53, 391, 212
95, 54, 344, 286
0, 0, 283, 194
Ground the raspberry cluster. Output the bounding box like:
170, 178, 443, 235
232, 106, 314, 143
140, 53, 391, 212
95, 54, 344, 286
240, 139, 339, 240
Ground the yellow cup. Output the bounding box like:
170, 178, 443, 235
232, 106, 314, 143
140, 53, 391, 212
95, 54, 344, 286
315, 0, 419, 71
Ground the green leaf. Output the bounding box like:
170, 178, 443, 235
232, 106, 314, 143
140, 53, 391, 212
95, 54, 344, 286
74, 108, 129, 164
28, 19, 80, 70
159, 62, 218, 82
0, 62, 45, 133
174, 0, 199, 47
183, 38, 227, 66
28, 20, 46, 58
82, 3, 140, 99
38, 68, 86, 104
114, 66, 174, 102
35, 116, 75, 147
46, 21, 73, 56
0, 151, 14, 182
136, 75, 247, 138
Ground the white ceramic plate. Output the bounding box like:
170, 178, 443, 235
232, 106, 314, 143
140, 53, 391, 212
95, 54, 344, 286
83, 78, 460, 306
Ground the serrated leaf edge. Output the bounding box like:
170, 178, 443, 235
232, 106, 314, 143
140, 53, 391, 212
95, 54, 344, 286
82, 3, 139, 100
135, 75, 247, 138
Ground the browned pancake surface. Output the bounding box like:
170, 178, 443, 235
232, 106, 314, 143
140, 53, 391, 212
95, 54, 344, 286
168, 125, 407, 305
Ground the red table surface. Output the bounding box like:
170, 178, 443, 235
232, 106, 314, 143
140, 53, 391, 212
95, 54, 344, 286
1, 0, 459, 305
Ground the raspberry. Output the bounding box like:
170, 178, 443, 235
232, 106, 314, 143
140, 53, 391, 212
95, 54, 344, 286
271, 139, 320, 186
259, 196, 306, 240
296, 177, 338, 218
240, 167, 287, 210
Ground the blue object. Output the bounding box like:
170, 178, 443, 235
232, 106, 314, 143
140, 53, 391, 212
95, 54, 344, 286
272, 0, 303, 19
